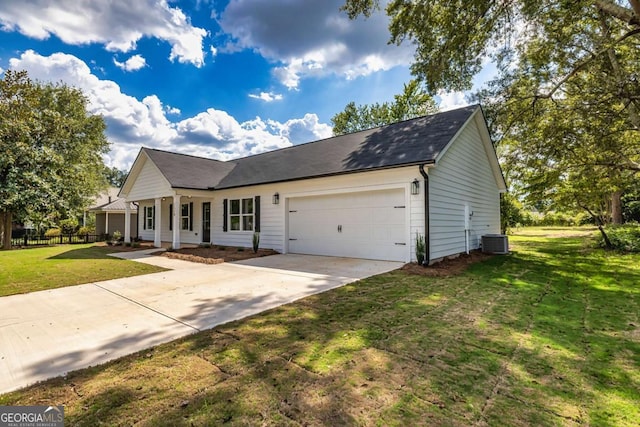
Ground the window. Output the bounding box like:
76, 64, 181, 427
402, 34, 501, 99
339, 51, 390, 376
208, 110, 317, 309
181, 203, 191, 230
229, 198, 253, 231
145, 206, 154, 230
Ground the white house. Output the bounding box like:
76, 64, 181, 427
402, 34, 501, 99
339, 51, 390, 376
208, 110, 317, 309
119, 105, 506, 264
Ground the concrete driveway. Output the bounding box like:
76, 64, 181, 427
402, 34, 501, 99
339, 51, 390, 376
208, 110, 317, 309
0, 253, 402, 394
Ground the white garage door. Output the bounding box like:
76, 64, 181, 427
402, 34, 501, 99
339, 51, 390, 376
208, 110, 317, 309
288, 189, 407, 261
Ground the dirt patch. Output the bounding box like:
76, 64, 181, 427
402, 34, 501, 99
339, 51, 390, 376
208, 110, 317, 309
401, 250, 493, 277
159, 246, 279, 264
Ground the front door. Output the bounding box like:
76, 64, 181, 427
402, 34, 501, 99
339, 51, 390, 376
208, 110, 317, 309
202, 202, 211, 243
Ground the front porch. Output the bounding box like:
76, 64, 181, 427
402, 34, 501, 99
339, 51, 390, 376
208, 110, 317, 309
123, 194, 214, 249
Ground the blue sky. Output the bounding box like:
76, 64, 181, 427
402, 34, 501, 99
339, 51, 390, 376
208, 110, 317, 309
0, 0, 493, 170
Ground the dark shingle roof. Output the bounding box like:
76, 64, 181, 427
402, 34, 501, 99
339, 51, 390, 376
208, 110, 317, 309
144, 149, 236, 190
142, 105, 478, 190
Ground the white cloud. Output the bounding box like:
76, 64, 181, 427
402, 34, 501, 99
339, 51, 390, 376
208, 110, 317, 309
248, 91, 283, 102
9, 50, 333, 169
268, 114, 332, 144
165, 105, 181, 115
113, 54, 147, 72
437, 91, 469, 111
210, 45, 218, 57
0, 0, 207, 66
218, 0, 414, 89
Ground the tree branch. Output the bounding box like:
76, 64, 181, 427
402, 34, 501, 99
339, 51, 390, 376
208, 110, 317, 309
595, 0, 640, 26
535, 28, 640, 100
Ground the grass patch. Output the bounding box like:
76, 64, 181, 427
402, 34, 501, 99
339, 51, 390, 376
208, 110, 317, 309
0, 244, 166, 296
1, 228, 638, 425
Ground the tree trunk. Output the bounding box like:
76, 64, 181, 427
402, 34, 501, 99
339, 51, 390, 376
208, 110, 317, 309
1, 211, 12, 250
597, 224, 613, 249
600, 12, 640, 130
611, 191, 623, 224
579, 202, 613, 249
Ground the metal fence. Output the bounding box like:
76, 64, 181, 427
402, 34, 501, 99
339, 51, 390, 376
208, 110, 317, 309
10, 233, 107, 247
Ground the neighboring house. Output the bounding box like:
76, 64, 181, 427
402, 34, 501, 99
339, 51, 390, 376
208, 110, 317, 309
88, 187, 138, 237
119, 105, 506, 263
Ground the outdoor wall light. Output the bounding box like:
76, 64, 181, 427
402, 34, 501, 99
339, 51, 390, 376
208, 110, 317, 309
411, 179, 420, 195
273, 192, 280, 204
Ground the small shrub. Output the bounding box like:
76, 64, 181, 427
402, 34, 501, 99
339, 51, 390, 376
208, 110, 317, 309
415, 232, 426, 265
124, 242, 132, 247
252, 232, 260, 253
110, 230, 123, 246
131, 242, 140, 248
237, 247, 244, 252
199, 243, 212, 248
77, 226, 94, 235
59, 218, 79, 234
45, 228, 61, 238
217, 246, 227, 250
166, 246, 175, 252
597, 223, 640, 252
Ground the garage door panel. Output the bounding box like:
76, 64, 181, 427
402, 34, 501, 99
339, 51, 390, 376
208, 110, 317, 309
372, 208, 404, 224
288, 189, 407, 262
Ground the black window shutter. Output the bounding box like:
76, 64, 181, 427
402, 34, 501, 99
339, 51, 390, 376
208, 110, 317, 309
189, 202, 194, 231
143, 207, 147, 230
169, 204, 172, 231
223, 199, 228, 232
254, 196, 261, 232
152, 206, 156, 230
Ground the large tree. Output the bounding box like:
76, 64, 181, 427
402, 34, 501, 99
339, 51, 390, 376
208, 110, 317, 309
331, 79, 437, 135
342, 1, 640, 227
341, 1, 640, 94
104, 166, 128, 188
0, 70, 109, 249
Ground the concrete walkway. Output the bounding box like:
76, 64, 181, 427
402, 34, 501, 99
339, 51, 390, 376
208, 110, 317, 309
0, 252, 401, 394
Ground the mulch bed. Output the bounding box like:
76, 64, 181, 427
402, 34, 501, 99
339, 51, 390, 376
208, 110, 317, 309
159, 246, 279, 264
401, 250, 494, 277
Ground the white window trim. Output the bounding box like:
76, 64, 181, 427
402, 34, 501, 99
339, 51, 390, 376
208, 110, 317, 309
181, 203, 191, 231
229, 197, 254, 232
145, 206, 154, 230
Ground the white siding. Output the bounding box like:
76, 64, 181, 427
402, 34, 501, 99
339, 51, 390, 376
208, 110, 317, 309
428, 119, 501, 260
211, 167, 422, 263
127, 159, 172, 201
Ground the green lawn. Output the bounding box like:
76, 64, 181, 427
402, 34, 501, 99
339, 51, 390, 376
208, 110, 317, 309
1, 229, 638, 426
0, 244, 166, 296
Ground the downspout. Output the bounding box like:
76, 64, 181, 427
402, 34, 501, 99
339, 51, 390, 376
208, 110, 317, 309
419, 164, 430, 266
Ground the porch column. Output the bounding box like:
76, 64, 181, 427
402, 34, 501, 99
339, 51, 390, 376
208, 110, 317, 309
172, 194, 181, 249
124, 202, 131, 243
154, 197, 162, 248
105, 212, 109, 236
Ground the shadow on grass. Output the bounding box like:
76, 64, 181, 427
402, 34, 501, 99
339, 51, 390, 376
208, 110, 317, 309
3, 234, 639, 425
47, 246, 119, 260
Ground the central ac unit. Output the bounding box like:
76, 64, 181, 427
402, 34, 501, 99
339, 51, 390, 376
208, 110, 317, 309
482, 234, 509, 254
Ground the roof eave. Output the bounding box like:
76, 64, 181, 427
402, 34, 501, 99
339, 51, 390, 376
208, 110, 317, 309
212, 160, 436, 191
